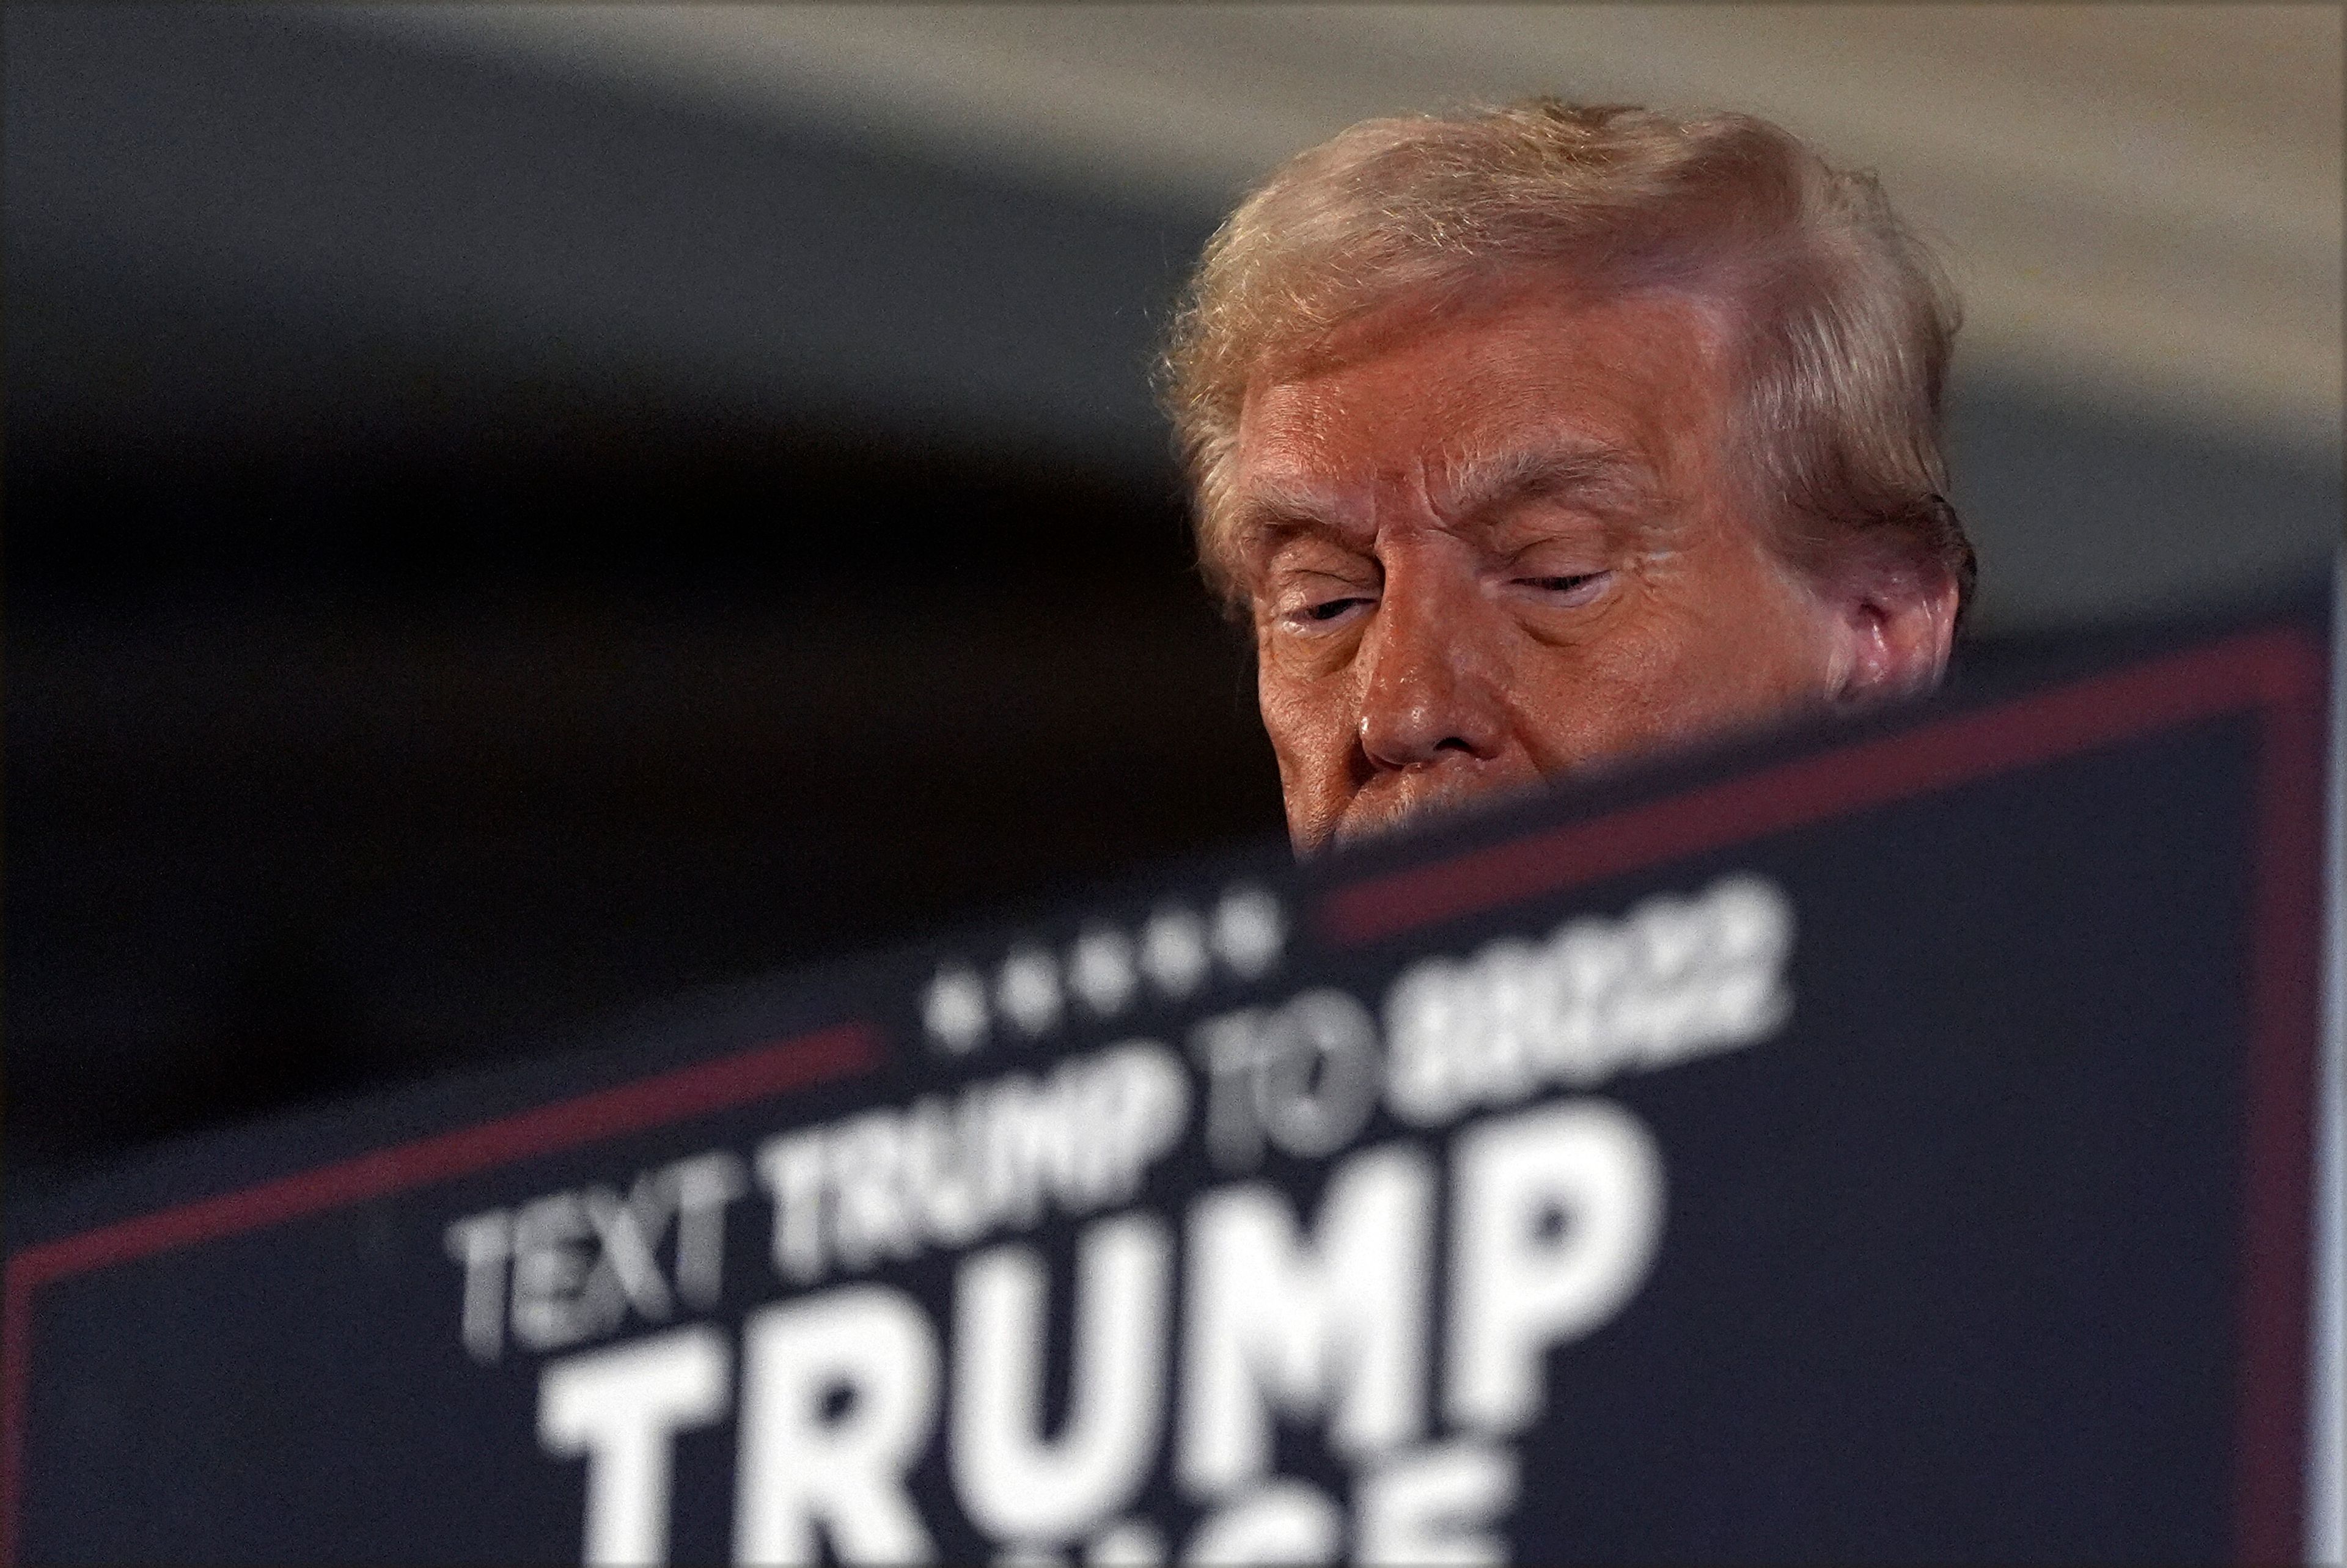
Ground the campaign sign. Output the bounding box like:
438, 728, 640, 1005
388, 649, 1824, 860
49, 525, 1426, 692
4, 598, 2335, 1565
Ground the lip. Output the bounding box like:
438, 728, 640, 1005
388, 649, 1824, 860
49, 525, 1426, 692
1331, 766, 1531, 848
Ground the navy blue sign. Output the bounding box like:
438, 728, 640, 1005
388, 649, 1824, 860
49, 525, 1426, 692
6, 603, 2333, 1565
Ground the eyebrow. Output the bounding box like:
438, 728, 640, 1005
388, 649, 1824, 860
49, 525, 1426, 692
1430, 435, 1659, 526
1230, 434, 1662, 563
1227, 481, 1365, 562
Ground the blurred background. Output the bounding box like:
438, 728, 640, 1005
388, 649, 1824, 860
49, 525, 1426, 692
6, 3, 2340, 1188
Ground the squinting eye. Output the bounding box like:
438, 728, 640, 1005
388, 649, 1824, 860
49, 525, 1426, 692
1306, 596, 1372, 622
1519, 571, 1609, 600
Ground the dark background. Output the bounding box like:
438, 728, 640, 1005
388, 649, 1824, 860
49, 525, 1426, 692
6, 5, 2338, 1191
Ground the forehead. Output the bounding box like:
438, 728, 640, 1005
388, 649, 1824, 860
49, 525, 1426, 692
1231, 283, 1729, 516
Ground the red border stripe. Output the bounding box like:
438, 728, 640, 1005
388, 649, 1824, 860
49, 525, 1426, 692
2233, 671, 2327, 1563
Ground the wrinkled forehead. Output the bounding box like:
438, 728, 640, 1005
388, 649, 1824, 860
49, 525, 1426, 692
1240, 249, 1743, 393
1229, 282, 1735, 517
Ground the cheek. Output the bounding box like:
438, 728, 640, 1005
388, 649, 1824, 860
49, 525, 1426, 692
1512, 569, 1827, 766
1255, 658, 1365, 833
1628, 560, 1832, 723
1512, 642, 1683, 763
1698, 552, 1832, 692
1258, 668, 1347, 779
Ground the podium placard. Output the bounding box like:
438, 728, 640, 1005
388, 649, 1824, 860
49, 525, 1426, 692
6, 599, 2334, 1564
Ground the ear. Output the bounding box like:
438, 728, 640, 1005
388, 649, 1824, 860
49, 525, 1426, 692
1815, 537, 1961, 706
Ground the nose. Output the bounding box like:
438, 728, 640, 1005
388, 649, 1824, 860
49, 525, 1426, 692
1356, 552, 1507, 771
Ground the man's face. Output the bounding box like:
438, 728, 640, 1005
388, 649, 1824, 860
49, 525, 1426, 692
1229, 282, 1851, 853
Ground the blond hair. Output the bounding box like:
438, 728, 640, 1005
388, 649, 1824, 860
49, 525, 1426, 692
1158, 100, 1975, 620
